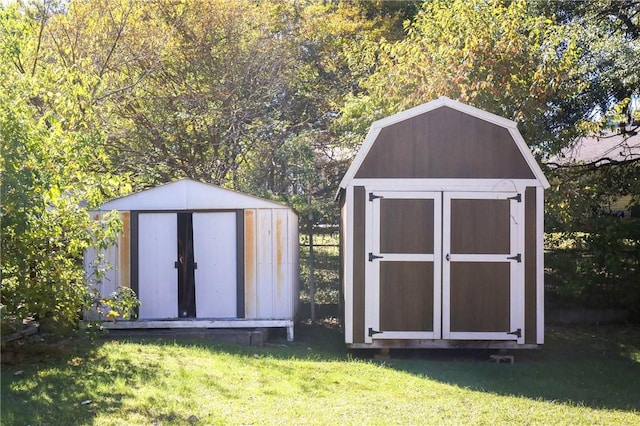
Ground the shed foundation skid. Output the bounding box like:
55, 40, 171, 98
102, 319, 294, 342
347, 340, 538, 350
338, 97, 549, 350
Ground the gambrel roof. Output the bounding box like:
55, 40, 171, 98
339, 96, 550, 190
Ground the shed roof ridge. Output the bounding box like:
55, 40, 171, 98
370, 96, 518, 131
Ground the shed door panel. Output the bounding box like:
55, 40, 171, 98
380, 262, 434, 331
138, 213, 178, 319
380, 199, 434, 254
449, 262, 510, 331
443, 192, 524, 343
450, 199, 510, 254
192, 212, 237, 318
365, 192, 441, 343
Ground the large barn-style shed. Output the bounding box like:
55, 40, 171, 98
338, 97, 549, 349
84, 179, 299, 340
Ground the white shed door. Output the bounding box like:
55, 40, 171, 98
138, 213, 178, 319
365, 191, 442, 343
193, 212, 237, 318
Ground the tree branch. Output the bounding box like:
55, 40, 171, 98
30, 2, 50, 76
545, 156, 640, 170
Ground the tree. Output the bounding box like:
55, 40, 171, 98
337, 0, 640, 319
339, 0, 587, 155
1, 1, 129, 333
534, 1, 640, 318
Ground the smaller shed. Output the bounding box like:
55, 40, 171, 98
84, 178, 299, 340
338, 97, 549, 349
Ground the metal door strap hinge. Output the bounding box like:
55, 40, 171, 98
508, 193, 522, 203
507, 253, 522, 262
369, 193, 384, 202
369, 253, 384, 262
368, 328, 383, 337
507, 328, 522, 338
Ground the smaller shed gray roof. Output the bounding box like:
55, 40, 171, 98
100, 178, 291, 211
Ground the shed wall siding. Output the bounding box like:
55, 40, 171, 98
257, 210, 275, 318
525, 187, 537, 344
244, 209, 296, 320
355, 107, 535, 180
118, 212, 131, 289
244, 209, 258, 318
288, 210, 300, 318
353, 186, 366, 344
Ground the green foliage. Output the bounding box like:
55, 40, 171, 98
335, 0, 640, 317
545, 163, 640, 319
339, 0, 587, 154
537, 0, 639, 130
0, 2, 133, 334
299, 233, 340, 305
1, 0, 638, 326
98, 286, 140, 321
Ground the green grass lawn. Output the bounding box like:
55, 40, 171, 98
2, 324, 639, 425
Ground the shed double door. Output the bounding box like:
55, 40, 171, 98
365, 191, 525, 344
137, 212, 238, 319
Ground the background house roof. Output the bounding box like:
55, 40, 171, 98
550, 132, 640, 166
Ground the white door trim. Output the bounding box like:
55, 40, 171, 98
442, 191, 525, 344
365, 190, 442, 343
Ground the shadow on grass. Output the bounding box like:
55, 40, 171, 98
332, 323, 640, 413
3, 323, 638, 424
197, 321, 640, 413
114, 322, 640, 413
1, 336, 163, 425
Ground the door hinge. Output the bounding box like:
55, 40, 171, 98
368, 328, 383, 337
507, 328, 522, 338
369, 193, 384, 202
507, 253, 522, 263
368, 253, 384, 262
508, 193, 522, 203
